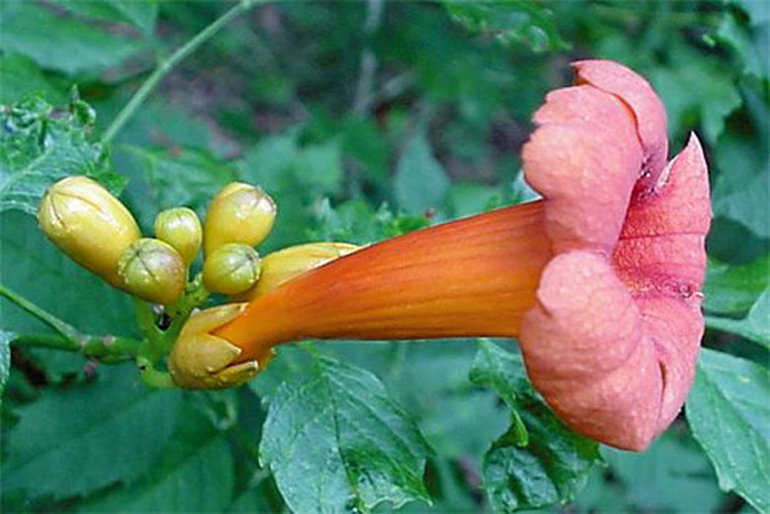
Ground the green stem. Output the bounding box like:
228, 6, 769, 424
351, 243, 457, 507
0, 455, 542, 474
131, 276, 210, 388
134, 298, 166, 359
0, 284, 82, 343
11, 333, 142, 363
102, 0, 261, 143
137, 356, 176, 388
165, 273, 210, 346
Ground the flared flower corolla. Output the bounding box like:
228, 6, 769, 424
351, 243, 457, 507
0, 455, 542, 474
170, 60, 711, 451
519, 61, 711, 450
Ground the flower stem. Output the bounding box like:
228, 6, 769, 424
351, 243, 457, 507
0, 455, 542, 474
11, 333, 142, 363
137, 356, 176, 389
165, 273, 210, 346
134, 298, 166, 360
102, 0, 261, 143
0, 283, 82, 343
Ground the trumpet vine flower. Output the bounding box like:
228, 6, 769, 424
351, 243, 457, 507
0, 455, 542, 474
170, 60, 711, 451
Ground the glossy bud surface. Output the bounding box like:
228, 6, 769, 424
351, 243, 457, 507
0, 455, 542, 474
154, 207, 202, 267
203, 243, 261, 295
37, 176, 141, 287
118, 238, 186, 305
204, 183, 276, 256
236, 242, 360, 301
169, 303, 268, 389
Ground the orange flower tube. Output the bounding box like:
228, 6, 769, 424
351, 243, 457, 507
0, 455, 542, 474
216, 201, 550, 351
170, 60, 711, 451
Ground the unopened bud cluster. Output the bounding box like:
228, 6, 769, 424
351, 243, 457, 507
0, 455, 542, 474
38, 177, 360, 310
37, 178, 279, 306
39, 175, 361, 388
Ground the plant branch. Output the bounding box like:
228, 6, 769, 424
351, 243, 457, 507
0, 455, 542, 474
164, 273, 210, 346
102, 0, 262, 143
137, 356, 177, 388
346, 0, 384, 197
351, 0, 384, 116
11, 333, 142, 363
0, 283, 82, 343
134, 298, 167, 362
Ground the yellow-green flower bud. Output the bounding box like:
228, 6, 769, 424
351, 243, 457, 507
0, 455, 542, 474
153, 207, 202, 267
169, 303, 268, 389
118, 238, 186, 305
203, 183, 276, 256
37, 176, 141, 287
202, 243, 261, 295
235, 242, 360, 301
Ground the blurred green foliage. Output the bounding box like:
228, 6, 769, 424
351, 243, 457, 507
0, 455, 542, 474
1, 1, 768, 512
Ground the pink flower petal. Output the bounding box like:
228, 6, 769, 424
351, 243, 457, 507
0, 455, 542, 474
573, 60, 669, 189
520, 130, 711, 450
533, 85, 639, 147
519, 251, 661, 450
523, 108, 641, 251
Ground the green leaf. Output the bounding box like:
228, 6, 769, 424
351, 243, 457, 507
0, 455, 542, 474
80, 399, 234, 512
738, 0, 770, 26
650, 43, 742, 144
704, 255, 770, 315
447, 182, 502, 218
237, 131, 300, 193
443, 0, 568, 52
292, 139, 343, 194
103, 99, 215, 151
706, 289, 770, 348
604, 433, 726, 512
0, 2, 145, 75
717, 9, 770, 78
0, 331, 10, 397
109, 0, 159, 35
236, 131, 351, 249
0, 54, 66, 105
469, 340, 601, 511
240, 131, 344, 196
573, 467, 630, 512
469, 340, 528, 445
258, 346, 432, 512
393, 133, 450, 214
386, 341, 509, 461
686, 349, 770, 512
0, 211, 136, 337
228, 485, 277, 513
55, 0, 158, 36
117, 145, 236, 229
704, 254, 770, 347
310, 199, 389, 244
0, 207, 138, 380
0, 97, 125, 215
250, 72, 295, 107
321, 340, 511, 462
341, 116, 389, 188
1, 365, 183, 499
310, 199, 429, 245
712, 134, 770, 239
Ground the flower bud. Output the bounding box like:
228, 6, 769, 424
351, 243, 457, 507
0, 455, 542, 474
202, 243, 261, 295
204, 183, 276, 256
236, 242, 360, 301
118, 238, 186, 305
37, 176, 141, 287
153, 207, 202, 267
169, 303, 270, 389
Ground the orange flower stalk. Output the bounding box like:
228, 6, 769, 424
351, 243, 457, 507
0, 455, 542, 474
170, 60, 711, 451
220, 202, 551, 348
